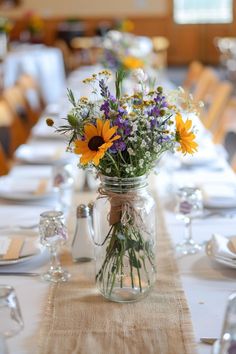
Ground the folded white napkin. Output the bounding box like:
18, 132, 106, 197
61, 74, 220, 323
0, 177, 50, 195
211, 233, 236, 260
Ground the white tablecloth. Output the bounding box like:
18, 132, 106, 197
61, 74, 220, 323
3, 44, 66, 104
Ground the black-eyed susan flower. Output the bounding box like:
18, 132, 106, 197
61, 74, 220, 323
74, 119, 120, 166
175, 113, 198, 154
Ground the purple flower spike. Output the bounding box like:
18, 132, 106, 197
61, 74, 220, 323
100, 100, 110, 118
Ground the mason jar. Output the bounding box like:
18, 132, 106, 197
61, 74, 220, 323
93, 174, 157, 303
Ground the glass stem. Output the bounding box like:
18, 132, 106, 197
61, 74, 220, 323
50, 247, 61, 271
184, 217, 193, 244
0, 335, 9, 354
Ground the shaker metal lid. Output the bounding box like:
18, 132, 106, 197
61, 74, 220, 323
76, 204, 90, 218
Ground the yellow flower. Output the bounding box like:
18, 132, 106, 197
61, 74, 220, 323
175, 113, 198, 154
122, 56, 144, 70
74, 119, 120, 166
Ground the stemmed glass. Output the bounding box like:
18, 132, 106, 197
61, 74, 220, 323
0, 285, 24, 354
52, 162, 74, 216
39, 210, 70, 283
175, 186, 203, 255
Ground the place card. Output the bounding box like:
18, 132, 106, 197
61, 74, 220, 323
228, 237, 236, 254
2, 238, 24, 260
34, 179, 48, 195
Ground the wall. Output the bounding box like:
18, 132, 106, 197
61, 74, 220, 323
0, 0, 169, 17
1, 0, 236, 65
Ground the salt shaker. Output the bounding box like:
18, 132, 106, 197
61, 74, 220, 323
71, 204, 94, 262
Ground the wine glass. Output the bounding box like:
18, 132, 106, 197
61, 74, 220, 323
175, 186, 203, 255
52, 162, 74, 216
0, 285, 24, 354
39, 210, 70, 283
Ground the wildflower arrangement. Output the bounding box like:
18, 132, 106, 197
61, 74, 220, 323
102, 30, 151, 71
0, 17, 13, 33
50, 68, 199, 298
54, 69, 198, 176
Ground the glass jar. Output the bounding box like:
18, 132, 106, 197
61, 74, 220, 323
93, 175, 157, 303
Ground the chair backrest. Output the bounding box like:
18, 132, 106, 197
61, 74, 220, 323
183, 61, 204, 91
192, 67, 219, 102
200, 80, 233, 138
0, 99, 27, 157
2, 85, 36, 127
17, 74, 45, 114
0, 142, 9, 176
152, 36, 169, 69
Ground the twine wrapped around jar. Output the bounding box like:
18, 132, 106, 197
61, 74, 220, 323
98, 187, 144, 226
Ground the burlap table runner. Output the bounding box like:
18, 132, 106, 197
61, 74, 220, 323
37, 191, 197, 354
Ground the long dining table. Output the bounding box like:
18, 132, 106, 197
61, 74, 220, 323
1, 66, 236, 354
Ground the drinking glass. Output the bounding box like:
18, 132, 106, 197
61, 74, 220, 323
0, 285, 24, 354
39, 210, 70, 283
175, 186, 203, 255
214, 292, 236, 354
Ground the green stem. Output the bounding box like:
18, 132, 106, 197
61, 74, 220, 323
128, 249, 134, 288
105, 153, 120, 176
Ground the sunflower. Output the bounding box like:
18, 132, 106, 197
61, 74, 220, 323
175, 113, 198, 154
74, 119, 120, 166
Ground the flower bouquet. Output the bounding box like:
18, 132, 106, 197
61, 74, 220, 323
49, 69, 199, 302
102, 30, 152, 72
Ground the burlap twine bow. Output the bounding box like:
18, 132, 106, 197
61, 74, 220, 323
98, 187, 144, 226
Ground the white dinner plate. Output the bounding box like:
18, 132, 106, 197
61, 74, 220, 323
202, 183, 236, 209
205, 240, 236, 269
15, 144, 70, 165
0, 229, 44, 266
0, 176, 56, 202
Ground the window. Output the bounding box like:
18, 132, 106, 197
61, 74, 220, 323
174, 0, 233, 24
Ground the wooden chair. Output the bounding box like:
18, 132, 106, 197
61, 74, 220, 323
182, 61, 204, 91
200, 80, 233, 142
152, 36, 170, 70
54, 39, 81, 72
17, 74, 45, 117
0, 142, 9, 176
192, 67, 219, 102
70, 37, 102, 66
0, 99, 27, 157
213, 97, 236, 144
2, 85, 36, 129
